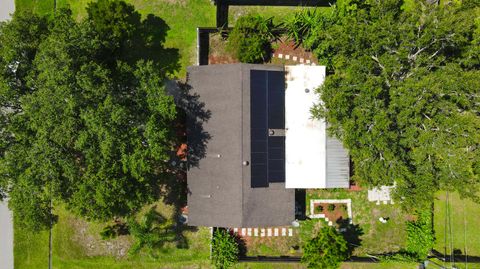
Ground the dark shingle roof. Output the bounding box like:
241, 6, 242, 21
186, 64, 294, 228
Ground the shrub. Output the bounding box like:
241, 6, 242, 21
315, 205, 324, 213
302, 226, 349, 269
405, 210, 435, 260
327, 204, 336, 212
227, 14, 279, 63
211, 229, 239, 269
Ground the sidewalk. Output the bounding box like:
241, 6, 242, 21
0, 1, 16, 269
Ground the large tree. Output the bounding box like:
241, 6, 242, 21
0, 0, 179, 230
302, 226, 349, 269
289, 0, 480, 210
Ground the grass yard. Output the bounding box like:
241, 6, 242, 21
433, 191, 480, 258
15, 204, 211, 269
306, 189, 411, 256
243, 230, 302, 257
15, 0, 320, 78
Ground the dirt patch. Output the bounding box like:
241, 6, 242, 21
69, 217, 132, 259
272, 39, 317, 63
209, 34, 238, 64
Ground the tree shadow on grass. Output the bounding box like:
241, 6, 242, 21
86, 1, 180, 75
337, 218, 364, 256
129, 14, 180, 75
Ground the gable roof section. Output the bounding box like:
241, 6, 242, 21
186, 64, 294, 228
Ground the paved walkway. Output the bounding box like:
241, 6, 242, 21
0, 1, 16, 268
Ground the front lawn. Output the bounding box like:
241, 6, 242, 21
14, 204, 211, 269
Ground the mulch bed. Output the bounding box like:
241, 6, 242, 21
272, 39, 317, 63
312, 203, 349, 224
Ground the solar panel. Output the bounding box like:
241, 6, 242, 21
250, 70, 269, 188
250, 70, 286, 187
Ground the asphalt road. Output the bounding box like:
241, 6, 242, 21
0, 1, 16, 268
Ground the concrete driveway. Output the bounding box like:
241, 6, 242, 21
0, 1, 16, 268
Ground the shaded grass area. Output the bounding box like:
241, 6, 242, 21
306, 189, 410, 256
433, 191, 480, 257
14, 205, 211, 269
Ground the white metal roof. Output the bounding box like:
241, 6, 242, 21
285, 65, 349, 189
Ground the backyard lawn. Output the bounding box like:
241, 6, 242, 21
306, 189, 411, 256
433, 191, 480, 260
14, 204, 211, 269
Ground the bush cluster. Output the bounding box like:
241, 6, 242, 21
227, 15, 278, 63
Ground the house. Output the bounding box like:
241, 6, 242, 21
186, 63, 349, 228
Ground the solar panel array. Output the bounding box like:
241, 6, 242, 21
250, 70, 285, 188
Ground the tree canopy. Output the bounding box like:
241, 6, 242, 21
0, 0, 180, 230
289, 0, 480, 210
301, 226, 349, 269
211, 229, 239, 269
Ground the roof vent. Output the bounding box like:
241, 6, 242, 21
243, 161, 249, 166
305, 88, 310, 93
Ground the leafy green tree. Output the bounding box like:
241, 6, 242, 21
0, 1, 179, 230
290, 0, 480, 210
211, 229, 239, 269
405, 210, 434, 260
302, 226, 349, 269
227, 14, 279, 63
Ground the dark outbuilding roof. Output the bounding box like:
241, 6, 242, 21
186, 64, 294, 228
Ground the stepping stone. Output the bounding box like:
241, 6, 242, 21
300, 58, 304, 63
328, 221, 333, 226
247, 228, 252, 236
254, 228, 258, 236
260, 229, 265, 237
306, 59, 311, 64
278, 53, 283, 59
292, 56, 297, 61
241, 228, 246, 236
288, 228, 293, 237
233, 228, 238, 233
274, 228, 279, 236
285, 55, 290, 60
267, 228, 272, 237
281, 228, 287, 236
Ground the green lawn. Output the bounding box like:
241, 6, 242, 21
433, 191, 480, 258
306, 189, 410, 256
15, 205, 211, 269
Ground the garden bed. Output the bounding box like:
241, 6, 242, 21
312, 203, 350, 225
